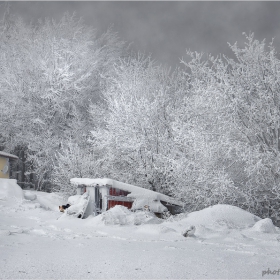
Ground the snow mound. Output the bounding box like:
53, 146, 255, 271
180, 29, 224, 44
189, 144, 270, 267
36, 191, 66, 211
23, 190, 37, 201
252, 218, 277, 233
0, 180, 65, 212
87, 205, 160, 226
0, 179, 23, 201
159, 225, 177, 234
0, 229, 11, 236
181, 204, 260, 230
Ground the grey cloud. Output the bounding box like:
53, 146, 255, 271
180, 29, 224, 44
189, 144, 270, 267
1, 1, 280, 69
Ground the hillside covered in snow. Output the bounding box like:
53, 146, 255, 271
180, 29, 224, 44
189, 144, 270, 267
1, 179, 280, 279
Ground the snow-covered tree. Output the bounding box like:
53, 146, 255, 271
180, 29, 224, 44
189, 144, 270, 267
163, 51, 240, 210
90, 54, 182, 193
0, 10, 126, 190
219, 34, 280, 220
176, 34, 280, 222
51, 141, 102, 196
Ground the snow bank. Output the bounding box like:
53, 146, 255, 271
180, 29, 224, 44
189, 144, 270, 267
0, 179, 66, 211
182, 204, 261, 230
0, 179, 24, 201
252, 218, 277, 233
159, 204, 273, 240
163, 204, 262, 238
87, 205, 160, 226
35, 191, 66, 211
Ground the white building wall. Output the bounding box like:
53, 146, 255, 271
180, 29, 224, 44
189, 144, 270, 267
100, 186, 109, 212
86, 186, 97, 216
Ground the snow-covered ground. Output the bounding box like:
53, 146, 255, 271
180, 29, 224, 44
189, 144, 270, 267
1, 179, 280, 279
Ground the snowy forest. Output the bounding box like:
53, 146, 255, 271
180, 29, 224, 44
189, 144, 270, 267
1, 11, 280, 224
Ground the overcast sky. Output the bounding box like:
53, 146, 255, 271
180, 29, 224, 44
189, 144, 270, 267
1, 1, 280, 69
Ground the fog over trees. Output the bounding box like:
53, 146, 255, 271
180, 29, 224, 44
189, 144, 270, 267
1, 11, 279, 224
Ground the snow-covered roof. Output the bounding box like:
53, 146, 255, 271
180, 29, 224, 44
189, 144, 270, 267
0, 151, 18, 160
70, 178, 184, 207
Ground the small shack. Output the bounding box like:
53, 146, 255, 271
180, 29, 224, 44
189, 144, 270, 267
70, 178, 184, 218
0, 151, 18, 179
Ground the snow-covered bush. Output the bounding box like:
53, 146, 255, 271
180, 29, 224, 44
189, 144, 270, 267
0, 179, 24, 202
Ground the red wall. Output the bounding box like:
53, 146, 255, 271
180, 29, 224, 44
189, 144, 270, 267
108, 200, 133, 209
108, 188, 133, 209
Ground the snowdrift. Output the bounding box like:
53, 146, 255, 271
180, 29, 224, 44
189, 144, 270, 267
0, 179, 24, 201
1, 179, 280, 279
251, 218, 277, 233
162, 204, 279, 240
86, 205, 161, 226
23, 190, 37, 201
0, 179, 65, 211
181, 204, 261, 229
32, 191, 66, 211
0, 179, 279, 238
